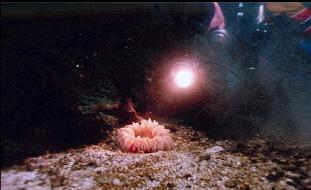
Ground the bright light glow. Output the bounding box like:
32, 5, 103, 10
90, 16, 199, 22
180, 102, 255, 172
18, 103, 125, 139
174, 69, 194, 88
257, 4, 264, 24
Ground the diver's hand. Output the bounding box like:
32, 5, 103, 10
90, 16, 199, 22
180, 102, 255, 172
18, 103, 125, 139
118, 98, 144, 125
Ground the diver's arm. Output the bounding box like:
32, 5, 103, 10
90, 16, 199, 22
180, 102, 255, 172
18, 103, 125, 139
265, 2, 311, 54
266, 2, 310, 34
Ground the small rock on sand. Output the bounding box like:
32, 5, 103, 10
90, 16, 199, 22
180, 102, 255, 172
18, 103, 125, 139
206, 146, 224, 155
112, 178, 121, 186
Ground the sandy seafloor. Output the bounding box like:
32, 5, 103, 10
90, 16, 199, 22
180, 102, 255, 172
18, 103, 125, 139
1, 104, 311, 190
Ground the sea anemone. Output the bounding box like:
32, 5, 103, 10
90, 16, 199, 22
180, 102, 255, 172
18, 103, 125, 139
116, 119, 174, 153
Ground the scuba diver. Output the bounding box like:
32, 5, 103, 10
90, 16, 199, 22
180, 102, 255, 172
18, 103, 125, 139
105, 2, 310, 142
117, 2, 310, 125
117, 2, 229, 124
